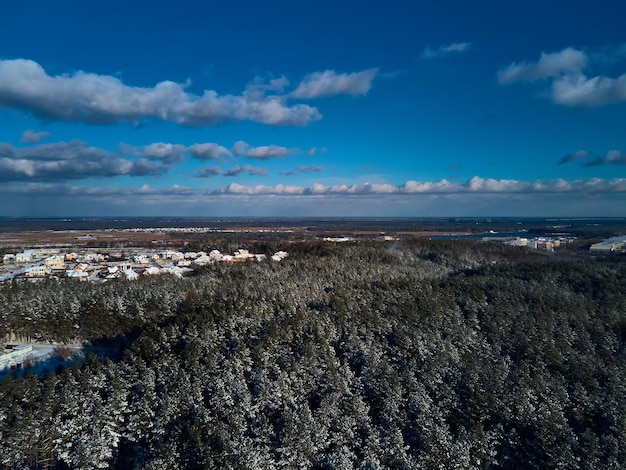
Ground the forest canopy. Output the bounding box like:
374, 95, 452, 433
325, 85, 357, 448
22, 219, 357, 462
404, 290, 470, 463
1, 240, 625, 469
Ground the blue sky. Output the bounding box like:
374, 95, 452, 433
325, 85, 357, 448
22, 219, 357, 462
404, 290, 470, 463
1, 0, 626, 217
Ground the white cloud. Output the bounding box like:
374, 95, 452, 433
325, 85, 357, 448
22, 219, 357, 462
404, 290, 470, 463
559, 149, 589, 164
402, 180, 460, 193
195, 166, 223, 177
0, 136, 317, 182
119, 142, 185, 163
422, 42, 472, 59
0, 158, 36, 177
498, 47, 626, 107
279, 166, 325, 176
0, 58, 321, 126
231, 141, 250, 157
127, 158, 170, 176
291, 68, 378, 99
604, 150, 626, 164
550, 73, 626, 107
0, 140, 171, 181
224, 165, 268, 177
187, 143, 231, 161
139, 142, 186, 163
585, 149, 626, 166
465, 176, 527, 192
245, 146, 295, 160
231, 140, 298, 159
20, 129, 51, 143
559, 149, 626, 166
244, 76, 290, 101
122, 141, 234, 163
498, 48, 587, 83
219, 183, 304, 195
14, 140, 112, 162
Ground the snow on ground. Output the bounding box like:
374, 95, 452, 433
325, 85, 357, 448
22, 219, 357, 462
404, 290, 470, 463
0, 344, 86, 378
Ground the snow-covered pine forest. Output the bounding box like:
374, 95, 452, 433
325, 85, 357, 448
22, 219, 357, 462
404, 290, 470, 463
1, 240, 625, 468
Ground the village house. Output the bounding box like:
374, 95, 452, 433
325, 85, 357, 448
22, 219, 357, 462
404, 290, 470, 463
45, 255, 65, 267
118, 262, 133, 271
159, 250, 184, 261
34, 248, 60, 257
133, 254, 151, 264
49, 265, 67, 277
233, 249, 255, 261
83, 252, 105, 262
272, 251, 289, 261
209, 250, 223, 261
66, 269, 89, 280
193, 254, 213, 266
15, 250, 36, 263
2, 245, 285, 284
123, 269, 139, 280
25, 266, 48, 277
161, 266, 188, 278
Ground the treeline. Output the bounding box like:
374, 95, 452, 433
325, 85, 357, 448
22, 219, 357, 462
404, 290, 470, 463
0, 240, 625, 468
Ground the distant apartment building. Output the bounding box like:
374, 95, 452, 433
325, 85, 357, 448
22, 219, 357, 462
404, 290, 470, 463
590, 236, 626, 253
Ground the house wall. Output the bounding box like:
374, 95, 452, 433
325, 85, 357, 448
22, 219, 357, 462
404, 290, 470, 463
0, 344, 33, 362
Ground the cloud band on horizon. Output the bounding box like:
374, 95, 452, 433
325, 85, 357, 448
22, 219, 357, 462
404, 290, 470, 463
3, 176, 625, 198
